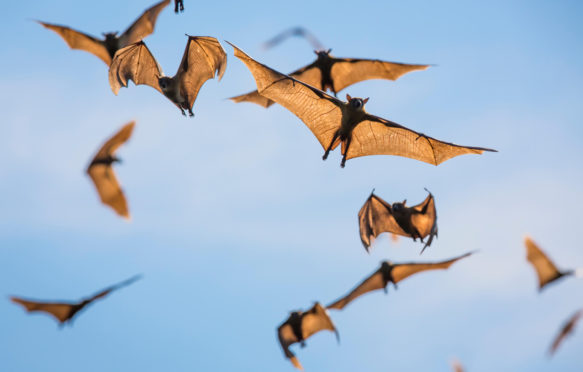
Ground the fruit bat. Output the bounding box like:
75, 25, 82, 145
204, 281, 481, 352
524, 236, 579, 291
549, 309, 582, 356
230, 48, 429, 107
277, 302, 339, 371
229, 43, 496, 167
37, 0, 170, 66
451, 359, 465, 372
109, 36, 227, 117
174, 0, 184, 13
87, 121, 135, 219
327, 252, 472, 310
262, 27, 325, 51
359, 189, 438, 254
10, 275, 141, 326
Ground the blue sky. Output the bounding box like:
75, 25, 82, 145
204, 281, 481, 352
1, 0, 582, 371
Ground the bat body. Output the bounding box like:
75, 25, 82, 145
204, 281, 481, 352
229, 43, 496, 167
262, 27, 325, 51
87, 121, 135, 219
359, 189, 438, 254
37, 0, 170, 66
277, 302, 339, 370
10, 275, 141, 326
327, 252, 472, 310
109, 36, 226, 117
524, 237, 575, 291
174, 0, 184, 13
549, 309, 583, 355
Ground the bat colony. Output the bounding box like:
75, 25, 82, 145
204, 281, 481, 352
11, 1, 579, 370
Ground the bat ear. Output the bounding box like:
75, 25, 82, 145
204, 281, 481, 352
402, 199, 407, 205
327, 49, 332, 54
346, 94, 352, 101
363, 97, 369, 105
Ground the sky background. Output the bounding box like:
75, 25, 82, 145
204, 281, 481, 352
1, 0, 582, 371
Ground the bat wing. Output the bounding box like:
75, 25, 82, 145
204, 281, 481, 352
301, 303, 339, 341
262, 27, 324, 51
391, 252, 473, 284
230, 43, 344, 150
118, 0, 170, 47
90, 121, 135, 161
331, 58, 430, 92
327, 269, 385, 310
277, 323, 304, 370
109, 41, 163, 95
347, 114, 496, 165
87, 165, 129, 219
11, 297, 74, 323
84, 275, 142, 303
175, 36, 227, 110
358, 193, 406, 251
411, 191, 438, 253
550, 309, 583, 355
37, 21, 110, 65
525, 237, 568, 290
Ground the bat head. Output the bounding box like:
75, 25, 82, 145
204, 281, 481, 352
346, 95, 369, 111
103, 32, 119, 40
391, 201, 406, 212
158, 77, 173, 92
314, 49, 331, 58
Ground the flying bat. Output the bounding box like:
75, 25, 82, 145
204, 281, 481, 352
174, 0, 184, 13
278, 302, 339, 371
229, 43, 496, 167
109, 36, 227, 117
451, 359, 465, 372
359, 189, 438, 254
549, 309, 583, 356
37, 0, 170, 66
327, 252, 472, 310
87, 121, 135, 219
262, 27, 325, 51
10, 275, 141, 326
524, 237, 579, 291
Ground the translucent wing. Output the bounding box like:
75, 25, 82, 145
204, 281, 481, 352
411, 191, 438, 252
391, 252, 472, 284
301, 303, 338, 340
90, 121, 135, 161
109, 41, 163, 95
11, 297, 74, 323
118, 0, 170, 46
525, 237, 570, 290
358, 193, 406, 251
327, 269, 385, 310
87, 165, 129, 219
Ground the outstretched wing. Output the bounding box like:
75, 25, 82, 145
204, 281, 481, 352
525, 237, 568, 290
277, 323, 304, 370
301, 303, 339, 341
84, 275, 142, 303
118, 0, 170, 47
262, 27, 324, 51
11, 297, 74, 323
347, 114, 496, 165
327, 269, 385, 310
331, 58, 430, 92
90, 121, 135, 161
109, 41, 163, 95
87, 165, 129, 219
358, 192, 407, 251
549, 309, 583, 355
37, 21, 110, 65
175, 36, 227, 110
391, 252, 472, 284
411, 191, 438, 253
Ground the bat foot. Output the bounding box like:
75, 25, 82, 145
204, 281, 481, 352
188, 109, 195, 117
180, 109, 186, 117
340, 159, 346, 168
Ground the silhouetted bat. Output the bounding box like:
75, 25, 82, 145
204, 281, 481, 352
229, 43, 496, 167
174, 0, 184, 13
37, 0, 170, 66
230, 48, 428, 107
549, 309, 582, 356
262, 27, 325, 51
327, 252, 472, 310
109, 36, 226, 117
10, 275, 141, 326
87, 121, 135, 219
359, 189, 437, 254
278, 302, 339, 371
525, 237, 576, 291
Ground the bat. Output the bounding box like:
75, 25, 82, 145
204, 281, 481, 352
327, 252, 472, 310
87, 121, 135, 219
10, 275, 141, 326
37, 0, 170, 66
524, 237, 576, 291
262, 27, 325, 51
109, 36, 227, 117
229, 43, 496, 167
277, 302, 339, 371
451, 359, 465, 372
359, 189, 438, 254
174, 0, 184, 13
549, 309, 583, 356
230, 48, 429, 107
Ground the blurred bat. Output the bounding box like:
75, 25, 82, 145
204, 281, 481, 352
549, 309, 583, 356
229, 43, 496, 167
10, 275, 141, 326
278, 302, 339, 370
451, 359, 465, 372
87, 121, 135, 219
262, 27, 325, 51
327, 252, 472, 310
524, 237, 578, 291
109, 36, 226, 117
174, 0, 184, 13
359, 189, 437, 254
37, 0, 170, 66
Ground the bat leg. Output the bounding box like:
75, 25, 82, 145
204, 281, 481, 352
323, 131, 340, 161
340, 137, 352, 168
300, 340, 306, 348
188, 108, 194, 117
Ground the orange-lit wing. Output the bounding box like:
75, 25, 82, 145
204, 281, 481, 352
358, 193, 406, 251
327, 268, 385, 310
525, 237, 566, 290
119, 0, 170, 46
11, 297, 74, 323
87, 165, 129, 219
109, 41, 163, 95
391, 252, 472, 284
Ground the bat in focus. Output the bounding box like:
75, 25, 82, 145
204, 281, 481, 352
327, 252, 472, 310
174, 0, 184, 13
359, 189, 438, 254
87, 121, 135, 219
37, 0, 170, 66
109, 36, 227, 117
10, 275, 141, 326
524, 237, 579, 291
262, 27, 325, 51
549, 309, 583, 356
277, 302, 339, 371
229, 43, 496, 167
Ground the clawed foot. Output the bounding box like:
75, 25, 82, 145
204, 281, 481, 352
188, 108, 194, 117
340, 158, 346, 168
322, 152, 329, 160
180, 109, 186, 116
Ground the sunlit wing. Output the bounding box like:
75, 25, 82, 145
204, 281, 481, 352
358, 193, 407, 250
525, 237, 566, 290
87, 165, 129, 219
91, 121, 135, 160
11, 297, 74, 323
327, 270, 385, 310
277, 322, 304, 370
119, 0, 170, 46
109, 41, 163, 95
301, 304, 338, 340
391, 252, 472, 283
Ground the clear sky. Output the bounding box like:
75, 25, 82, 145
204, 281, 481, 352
1, 0, 582, 371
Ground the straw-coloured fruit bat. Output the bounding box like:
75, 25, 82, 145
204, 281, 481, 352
549, 309, 582, 355
10, 275, 141, 326
87, 121, 134, 219
262, 27, 324, 51
37, 0, 170, 66
524, 237, 577, 291
278, 302, 339, 371
229, 43, 496, 167
109, 36, 226, 117
327, 252, 472, 310
359, 189, 438, 254
174, 0, 184, 13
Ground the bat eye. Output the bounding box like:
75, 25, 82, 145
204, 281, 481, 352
351, 99, 363, 109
